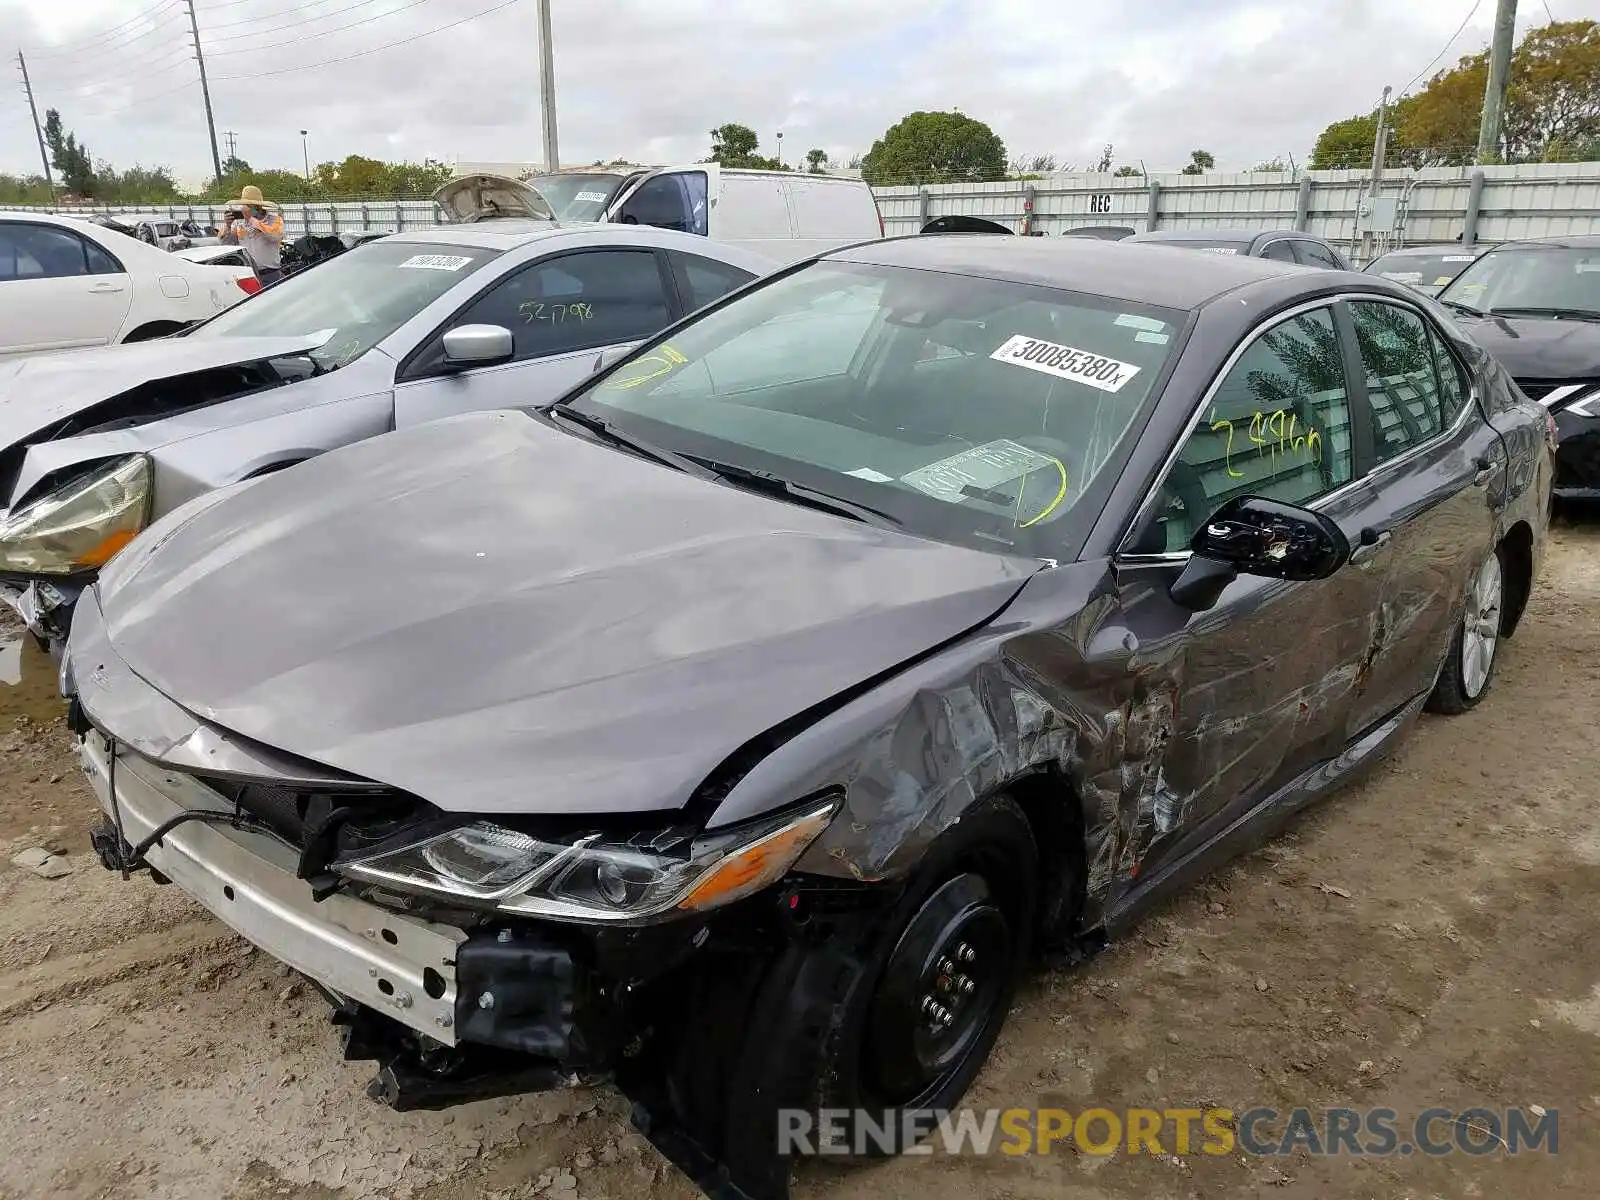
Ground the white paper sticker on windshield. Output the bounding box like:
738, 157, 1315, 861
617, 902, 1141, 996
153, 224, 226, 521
1442, 255, 1477, 262
901, 439, 1057, 505
1114, 313, 1166, 333
1576, 262, 1600, 273
398, 254, 474, 271
574, 191, 610, 204
1135, 331, 1169, 344
1382, 271, 1424, 283
1201, 246, 1240, 254
844, 467, 894, 483
990, 334, 1141, 393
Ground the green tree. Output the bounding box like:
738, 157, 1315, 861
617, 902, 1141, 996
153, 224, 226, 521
42, 109, 96, 196
1179, 149, 1216, 175
0, 174, 53, 205
1113, 164, 1144, 177
860, 110, 1007, 186
709, 123, 759, 165
805, 148, 829, 174
97, 163, 182, 205
221, 155, 251, 176
1251, 157, 1290, 172
1314, 20, 1600, 167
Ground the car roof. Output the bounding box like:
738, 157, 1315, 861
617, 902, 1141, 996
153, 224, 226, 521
825, 234, 1310, 310
1489, 234, 1600, 251
1125, 227, 1315, 245
382, 220, 689, 251
1369, 243, 1479, 258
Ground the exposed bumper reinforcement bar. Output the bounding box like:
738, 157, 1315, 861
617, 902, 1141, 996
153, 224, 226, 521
78, 728, 466, 1043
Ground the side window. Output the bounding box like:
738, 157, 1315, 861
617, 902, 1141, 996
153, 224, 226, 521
1428, 323, 1472, 424
0, 224, 92, 281
1349, 300, 1444, 463
439, 250, 673, 365
83, 239, 123, 276
672, 252, 755, 310
618, 173, 709, 236
1260, 240, 1296, 263
1295, 240, 1348, 271
1144, 307, 1355, 552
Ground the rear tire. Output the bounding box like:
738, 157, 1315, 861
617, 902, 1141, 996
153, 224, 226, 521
1427, 544, 1507, 714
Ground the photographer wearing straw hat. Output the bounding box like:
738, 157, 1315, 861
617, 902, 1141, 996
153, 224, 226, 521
220, 184, 287, 286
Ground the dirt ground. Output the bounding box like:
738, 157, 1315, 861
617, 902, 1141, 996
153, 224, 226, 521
2, 521, 1598, 1200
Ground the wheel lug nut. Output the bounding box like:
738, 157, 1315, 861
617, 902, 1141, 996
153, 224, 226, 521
937, 956, 955, 975
961, 977, 974, 994
958, 944, 976, 963
921, 996, 939, 1015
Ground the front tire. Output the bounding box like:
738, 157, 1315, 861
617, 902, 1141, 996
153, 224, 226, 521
692, 795, 1037, 1187
1427, 544, 1507, 714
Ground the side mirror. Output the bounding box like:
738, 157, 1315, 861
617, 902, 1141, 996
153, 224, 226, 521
1169, 495, 1350, 611
441, 324, 514, 368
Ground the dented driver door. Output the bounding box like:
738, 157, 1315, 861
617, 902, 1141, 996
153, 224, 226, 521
1096, 304, 1382, 899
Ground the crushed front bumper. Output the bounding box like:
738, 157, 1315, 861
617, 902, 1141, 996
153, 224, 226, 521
0, 577, 81, 653
79, 728, 466, 1042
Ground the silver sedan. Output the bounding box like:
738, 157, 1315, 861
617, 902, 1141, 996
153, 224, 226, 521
0, 221, 774, 647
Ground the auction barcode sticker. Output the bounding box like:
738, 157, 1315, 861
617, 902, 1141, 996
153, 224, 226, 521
990, 335, 1141, 393
575, 191, 610, 204
398, 254, 475, 271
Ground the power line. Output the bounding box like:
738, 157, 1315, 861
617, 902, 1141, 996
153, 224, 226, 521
1399, 0, 1486, 97
22, 10, 189, 74
21, 1, 181, 59
203, 0, 387, 33
211, 0, 526, 81
206, 0, 442, 55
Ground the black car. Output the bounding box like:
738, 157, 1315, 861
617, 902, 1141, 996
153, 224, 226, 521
1126, 226, 1352, 269
1365, 243, 1484, 297
1436, 234, 1600, 499
66, 235, 1550, 1199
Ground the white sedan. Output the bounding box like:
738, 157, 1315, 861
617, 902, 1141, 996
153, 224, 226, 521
0, 211, 260, 359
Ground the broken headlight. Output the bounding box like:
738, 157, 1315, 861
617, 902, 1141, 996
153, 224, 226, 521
0, 456, 152, 575
336, 798, 838, 923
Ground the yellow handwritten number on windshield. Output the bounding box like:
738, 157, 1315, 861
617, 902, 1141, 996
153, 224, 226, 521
1212, 407, 1323, 478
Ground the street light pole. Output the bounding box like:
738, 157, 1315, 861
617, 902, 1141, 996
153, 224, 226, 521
300, 130, 310, 180
536, 0, 559, 172
776, 131, 783, 167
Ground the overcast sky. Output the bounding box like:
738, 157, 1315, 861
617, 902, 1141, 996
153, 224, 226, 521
0, 0, 1577, 185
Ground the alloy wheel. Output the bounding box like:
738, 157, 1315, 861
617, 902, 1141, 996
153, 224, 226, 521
1461, 551, 1504, 699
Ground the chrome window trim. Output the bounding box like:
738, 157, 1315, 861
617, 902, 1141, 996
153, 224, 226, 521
1115, 291, 1477, 563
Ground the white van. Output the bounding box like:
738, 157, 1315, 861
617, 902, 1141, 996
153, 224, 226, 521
434, 165, 882, 264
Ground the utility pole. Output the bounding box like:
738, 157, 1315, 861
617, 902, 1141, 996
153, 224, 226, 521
223, 129, 237, 162
184, 0, 223, 181
1477, 0, 1519, 164
16, 50, 55, 200
536, 0, 559, 173
1362, 85, 1392, 261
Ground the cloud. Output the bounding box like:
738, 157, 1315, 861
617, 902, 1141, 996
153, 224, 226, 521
0, 0, 1552, 184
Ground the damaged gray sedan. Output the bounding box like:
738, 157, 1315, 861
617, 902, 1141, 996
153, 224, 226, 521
65, 235, 1551, 1199
0, 222, 770, 647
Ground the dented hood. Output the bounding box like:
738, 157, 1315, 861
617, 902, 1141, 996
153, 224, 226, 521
92, 410, 1036, 817
0, 334, 332, 454
432, 173, 558, 223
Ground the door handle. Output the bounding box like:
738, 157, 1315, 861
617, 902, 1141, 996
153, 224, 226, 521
88, 282, 125, 294
1349, 529, 1391, 566
1472, 454, 1498, 487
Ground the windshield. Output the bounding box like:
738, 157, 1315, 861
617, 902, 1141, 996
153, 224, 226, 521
190, 239, 499, 368
523, 173, 626, 221
1439, 246, 1600, 318
559, 261, 1185, 558
1368, 250, 1479, 296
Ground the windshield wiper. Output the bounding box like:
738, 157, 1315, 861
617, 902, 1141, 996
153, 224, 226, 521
686, 457, 903, 528
544, 406, 707, 476
1488, 305, 1600, 322
1440, 298, 1486, 317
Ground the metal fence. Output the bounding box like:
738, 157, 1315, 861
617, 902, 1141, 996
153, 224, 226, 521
876, 162, 1600, 259
10, 162, 1600, 258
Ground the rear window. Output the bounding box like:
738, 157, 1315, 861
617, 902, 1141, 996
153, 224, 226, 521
1368, 250, 1478, 292
563, 261, 1187, 558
